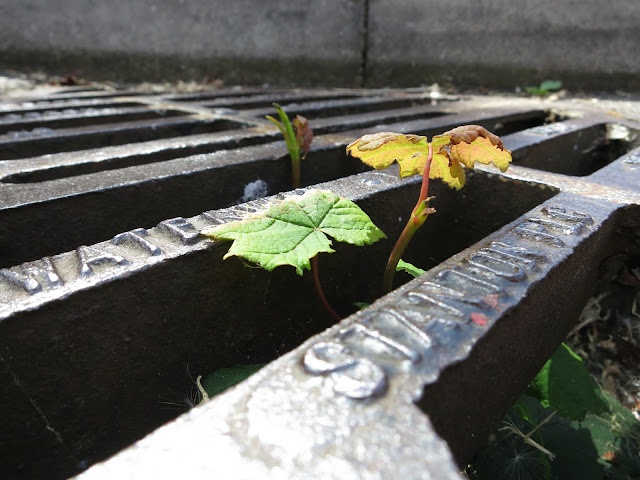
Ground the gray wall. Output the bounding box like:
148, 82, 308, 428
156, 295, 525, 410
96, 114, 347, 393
1, 0, 639, 89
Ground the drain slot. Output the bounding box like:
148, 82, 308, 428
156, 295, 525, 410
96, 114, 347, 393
512, 123, 640, 176
400, 110, 557, 141
0, 100, 145, 113
347, 171, 558, 295
31, 90, 148, 101
0, 171, 557, 479
0, 107, 186, 135
253, 97, 436, 119
201, 92, 361, 109
165, 88, 288, 102
1, 132, 272, 183
313, 109, 447, 135
0, 117, 248, 161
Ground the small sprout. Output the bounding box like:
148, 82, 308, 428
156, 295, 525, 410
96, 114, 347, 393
202, 189, 385, 319
524, 80, 563, 96
266, 104, 313, 189
347, 125, 512, 293
353, 301, 371, 310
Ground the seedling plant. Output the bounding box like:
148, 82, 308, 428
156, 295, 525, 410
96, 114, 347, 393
346, 125, 512, 293
196, 105, 386, 399
265, 103, 313, 189
523, 80, 562, 96
198, 122, 513, 400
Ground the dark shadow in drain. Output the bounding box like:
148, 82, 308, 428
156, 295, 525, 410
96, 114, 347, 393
0, 109, 559, 185
512, 123, 640, 176
0, 108, 187, 136
0, 171, 556, 480
322, 170, 559, 307
417, 203, 640, 468
0, 117, 248, 161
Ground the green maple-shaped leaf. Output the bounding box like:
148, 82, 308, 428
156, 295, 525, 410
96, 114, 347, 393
201, 190, 386, 275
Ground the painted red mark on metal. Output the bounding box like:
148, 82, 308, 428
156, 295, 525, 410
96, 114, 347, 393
470, 312, 489, 326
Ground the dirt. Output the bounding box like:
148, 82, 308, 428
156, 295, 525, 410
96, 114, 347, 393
566, 253, 640, 421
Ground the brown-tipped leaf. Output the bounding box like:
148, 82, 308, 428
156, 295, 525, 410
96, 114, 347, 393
293, 115, 313, 158
434, 125, 512, 174
347, 126, 511, 191
449, 135, 512, 172
441, 124, 505, 149
346, 132, 428, 172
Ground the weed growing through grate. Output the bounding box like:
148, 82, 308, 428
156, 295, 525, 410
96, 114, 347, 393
195, 125, 513, 400
263, 104, 341, 319
265, 103, 312, 189
346, 125, 512, 293
196, 190, 386, 399
194, 106, 387, 400
523, 80, 563, 97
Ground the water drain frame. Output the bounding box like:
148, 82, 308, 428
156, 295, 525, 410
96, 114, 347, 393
0, 86, 639, 479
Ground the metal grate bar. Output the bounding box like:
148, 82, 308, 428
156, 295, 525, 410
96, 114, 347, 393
0, 86, 638, 479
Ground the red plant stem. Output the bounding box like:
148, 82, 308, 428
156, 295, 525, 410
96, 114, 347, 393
311, 255, 341, 322
291, 151, 301, 189
416, 143, 433, 206
382, 142, 433, 294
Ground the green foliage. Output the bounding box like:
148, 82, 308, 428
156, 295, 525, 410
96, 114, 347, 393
474, 343, 640, 480
347, 125, 512, 294
202, 189, 386, 275
511, 393, 639, 480
265, 103, 312, 189
526, 343, 609, 420
396, 259, 426, 277
200, 364, 266, 399
524, 80, 562, 96
353, 302, 371, 310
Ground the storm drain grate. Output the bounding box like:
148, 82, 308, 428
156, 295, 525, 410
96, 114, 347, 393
0, 85, 639, 479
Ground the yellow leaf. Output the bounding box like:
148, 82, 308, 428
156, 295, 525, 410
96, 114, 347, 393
430, 152, 465, 190
431, 134, 452, 154
449, 136, 512, 172
399, 152, 428, 178
347, 126, 510, 189
346, 132, 428, 175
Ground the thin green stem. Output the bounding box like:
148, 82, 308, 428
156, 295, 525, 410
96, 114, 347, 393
270, 104, 301, 189
311, 256, 341, 322
383, 219, 420, 293
383, 142, 433, 294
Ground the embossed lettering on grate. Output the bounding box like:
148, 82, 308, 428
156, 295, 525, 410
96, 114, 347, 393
0, 85, 639, 479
